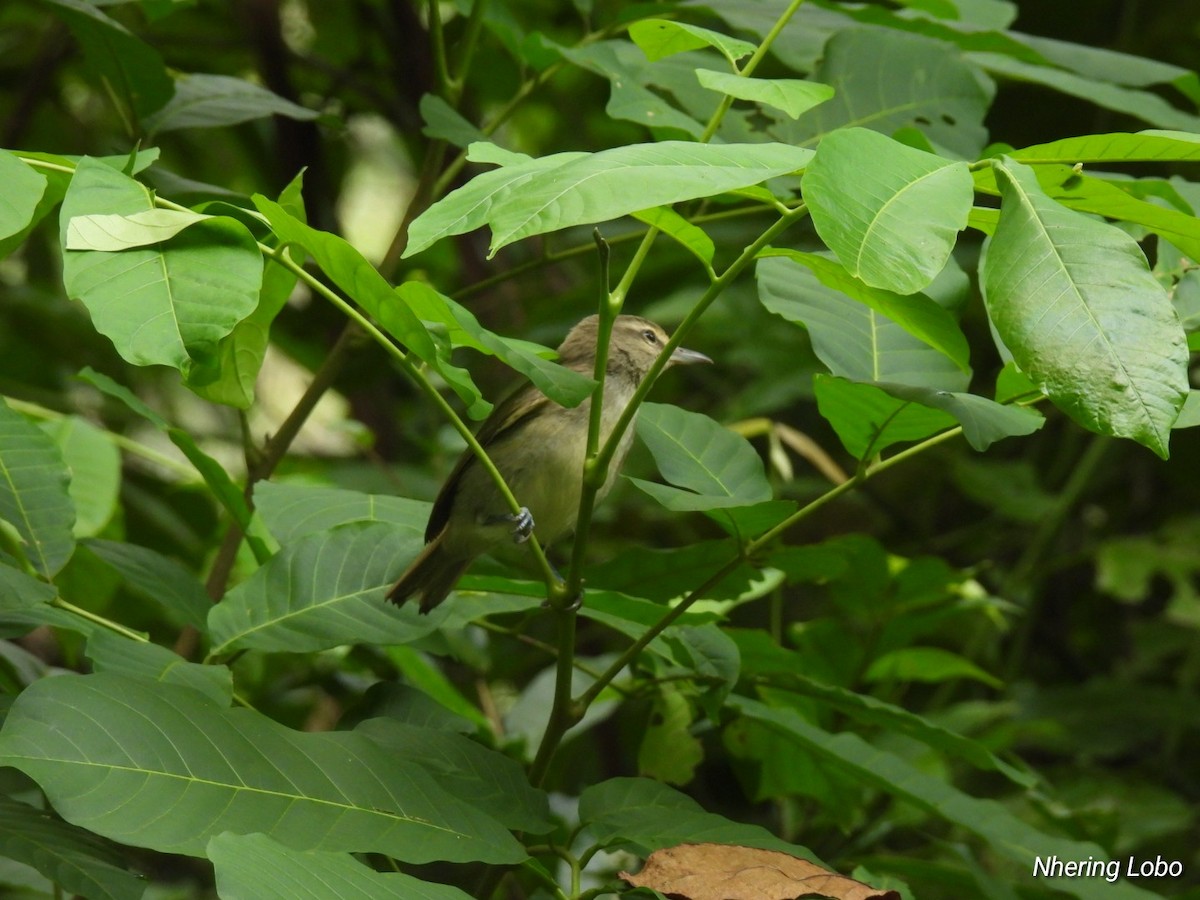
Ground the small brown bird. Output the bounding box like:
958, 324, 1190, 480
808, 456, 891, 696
388, 314, 711, 613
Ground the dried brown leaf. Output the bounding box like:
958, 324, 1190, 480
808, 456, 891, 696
619, 842, 900, 900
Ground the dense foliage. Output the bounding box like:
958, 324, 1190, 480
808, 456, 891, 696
0, 1, 1198, 898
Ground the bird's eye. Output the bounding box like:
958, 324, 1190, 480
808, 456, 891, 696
642, 329, 658, 344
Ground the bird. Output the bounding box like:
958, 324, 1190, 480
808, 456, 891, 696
387, 314, 711, 613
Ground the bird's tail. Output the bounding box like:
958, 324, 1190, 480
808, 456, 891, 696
386, 539, 468, 614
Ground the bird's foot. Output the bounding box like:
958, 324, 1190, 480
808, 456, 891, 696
486, 507, 534, 543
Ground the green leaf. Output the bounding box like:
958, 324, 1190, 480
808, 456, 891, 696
1008, 130, 1200, 164
405, 147, 589, 256
696, 70, 834, 119
813, 375, 956, 460
42, 0, 174, 119
759, 249, 970, 371
627, 18, 756, 65
413, 142, 811, 258
395, 282, 596, 408
975, 54, 1200, 133
355, 720, 553, 833
207, 522, 441, 655
209, 832, 475, 900
632, 403, 772, 510
729, 696, 1161, 900
756, 255, 969, 390
631, 206, 715, 268
864, 646, 1003, 689
84, 538, 210, 630
486, 141, 811, 255
144, 72, 318, 133
973, 162, 1200, 260
86, 630, 233, 705
875, 382, 1044, 451
0, 566, 98, 638
0, 674, 525, 863
254, 482, 429, 545
804, 128, 973, 294
39, 416, 120, 538
981, 158, 1188, 458
186, 231, 297, 408
793, 28, 994, 159
251, 195, 489, 419
578, 777, 820, 860
419, 93, 487, 148
638, 685, 703, 785
61, 159, 262, 376
0, 150, 48, 241
65, 208, 213, 250
0, 400, 75, 577
0, 796, 143, 900
555, 40, 707, 140
78, 368, 271, 561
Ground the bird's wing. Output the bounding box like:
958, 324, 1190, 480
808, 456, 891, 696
423, 382, 553, 543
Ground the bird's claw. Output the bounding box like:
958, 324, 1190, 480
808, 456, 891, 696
507, 507, 534, 544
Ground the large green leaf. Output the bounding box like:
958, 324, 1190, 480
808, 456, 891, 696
405, 146, 589, 256
981, 158, 1188, 458
756, 255, 969, 391
253, 482, 428, 545
759, 249, 970, 370
78, 368, 271, 561
0, 796, 143, 900
61, 159, 262, 376
1007, 130, 1200, 165
786, 28, 994, 158
555, 41, 707, 140
187, 230, 297, 408
86, 630, 233, 706
974, 163, 1200, 261
485, 141, 812, 255
974, 53, 1200, 133
145, 73, 318, 134
804, 128, 973, 294
39, 415, 120, 538
84, 539, 210, 631
0, 150, 47, 241
209, 832, 474, 900
0, 674, 525, 863
414, 141, 812, 258
251, 196, 489, 419
877, 382, 1044, 451
355, 719, 553, 833
42, 0, 174, 119
730, 696, 1161, 900
0, 566, 98, 638
813, 375, 956, 459
631, 403, 772, 510
0, 400, 75, 577
207, 522, 439, 655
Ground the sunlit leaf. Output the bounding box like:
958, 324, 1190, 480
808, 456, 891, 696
804, 128, 973, 294
981, 158, 1188, 458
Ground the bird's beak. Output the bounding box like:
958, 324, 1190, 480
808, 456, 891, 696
669, 345, 712, 367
